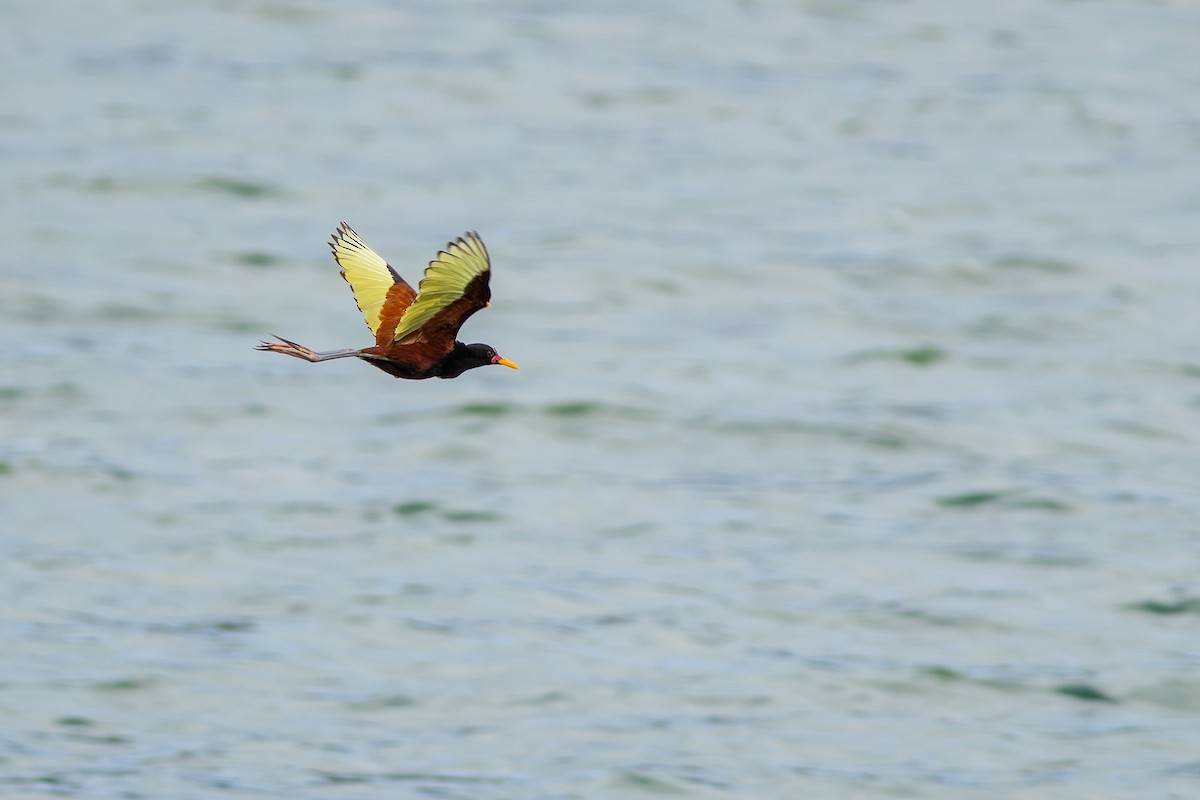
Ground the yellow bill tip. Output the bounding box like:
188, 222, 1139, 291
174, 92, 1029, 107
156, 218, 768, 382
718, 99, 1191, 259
495, 357, 519, 371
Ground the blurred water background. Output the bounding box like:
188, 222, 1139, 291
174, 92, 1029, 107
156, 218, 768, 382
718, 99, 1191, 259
3, 1, 1200, 798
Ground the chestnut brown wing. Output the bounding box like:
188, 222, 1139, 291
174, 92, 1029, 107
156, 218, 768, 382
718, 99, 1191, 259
398, 272, 492, 351
330, 222, 416, 343
392, 232, 492, 346
373, 282, 418, 345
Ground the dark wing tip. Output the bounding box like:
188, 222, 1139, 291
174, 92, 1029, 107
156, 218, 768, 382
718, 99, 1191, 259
472, 231, 490, 267
330, 221, 360, 259
441, 231, 490, 271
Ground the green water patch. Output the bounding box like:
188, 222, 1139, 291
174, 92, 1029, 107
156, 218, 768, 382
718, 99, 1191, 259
1104, 419, 1183, 441
277, 501, 337, 515
74, 732, 129, 745
1023, 550, 1092, 567
937, 490, 1009, 507
93, 677, 155, 692
390, 501, 498, 524
579, 88, 679, 111
545, 400, 605, 417
191, 618, 253, 634
345, 694, 417, 710
520, 690, 568, 706
197, 176, 278, 198
145, 618, 255, 635
552, 401, 656, 420
643, 277, 682, 294
101, 464, 136, 482
894, 608, 986, 628
451, 400, 652, 420
53, 716, 127, 743
50, 382, 86, 399
1055, 683, 1118, 703
455, 402, 516, 417
5, 382, 88, 406
918, 665, 1023, 692
581, 91, 616, 109
898, 345, 947, 365
56, 716, 93, 727
1179, 363, 1200, 380
318, 773, 371, 785
921, 667, 1117, 704
922, 665, 963, 681
843, 427, 909, 449
1124, 597, 1200, 615
392, 501, 437, 516
329, 63, 363, 81
612, 771, 691, 795
992, 254, 1076, 273
717, 419, 914, 450
936, 490, 1069, 512
97, 303, 162, 322
215, 317, 264, 333
441, 509, 501, 523
234, 251, 281, 268
317, 770, 498, 786
212, 619, 253, 633
1005, 497, 1070, 511
847, 345, 947, 366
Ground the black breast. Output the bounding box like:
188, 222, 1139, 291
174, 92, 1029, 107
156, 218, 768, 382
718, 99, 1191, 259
358, 355, 434, 380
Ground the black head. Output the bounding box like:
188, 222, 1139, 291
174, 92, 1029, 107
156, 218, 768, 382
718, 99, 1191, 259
436, 342, 520, 379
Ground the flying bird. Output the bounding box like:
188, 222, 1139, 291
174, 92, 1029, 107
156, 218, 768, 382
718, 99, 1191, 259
257, 223, 519, 379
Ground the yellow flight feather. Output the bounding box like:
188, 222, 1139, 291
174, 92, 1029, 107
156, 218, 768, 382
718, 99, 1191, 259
330, 222, 397, 336
392, 232, 490, 343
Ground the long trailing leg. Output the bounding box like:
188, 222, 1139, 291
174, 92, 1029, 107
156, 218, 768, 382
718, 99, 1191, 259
255, 334, 361, 363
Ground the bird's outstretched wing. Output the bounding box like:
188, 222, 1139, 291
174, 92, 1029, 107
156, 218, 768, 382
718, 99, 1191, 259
330, 222, 416, 342
391, 232, 492, 346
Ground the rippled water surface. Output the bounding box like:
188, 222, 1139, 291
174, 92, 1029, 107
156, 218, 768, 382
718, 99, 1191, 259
4, 1, 1200, 798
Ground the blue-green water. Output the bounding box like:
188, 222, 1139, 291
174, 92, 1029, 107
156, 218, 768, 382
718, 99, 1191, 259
3, 2, 1200, 798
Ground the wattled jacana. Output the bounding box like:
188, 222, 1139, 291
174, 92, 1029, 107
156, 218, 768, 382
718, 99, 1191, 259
257, 223, 519, 379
